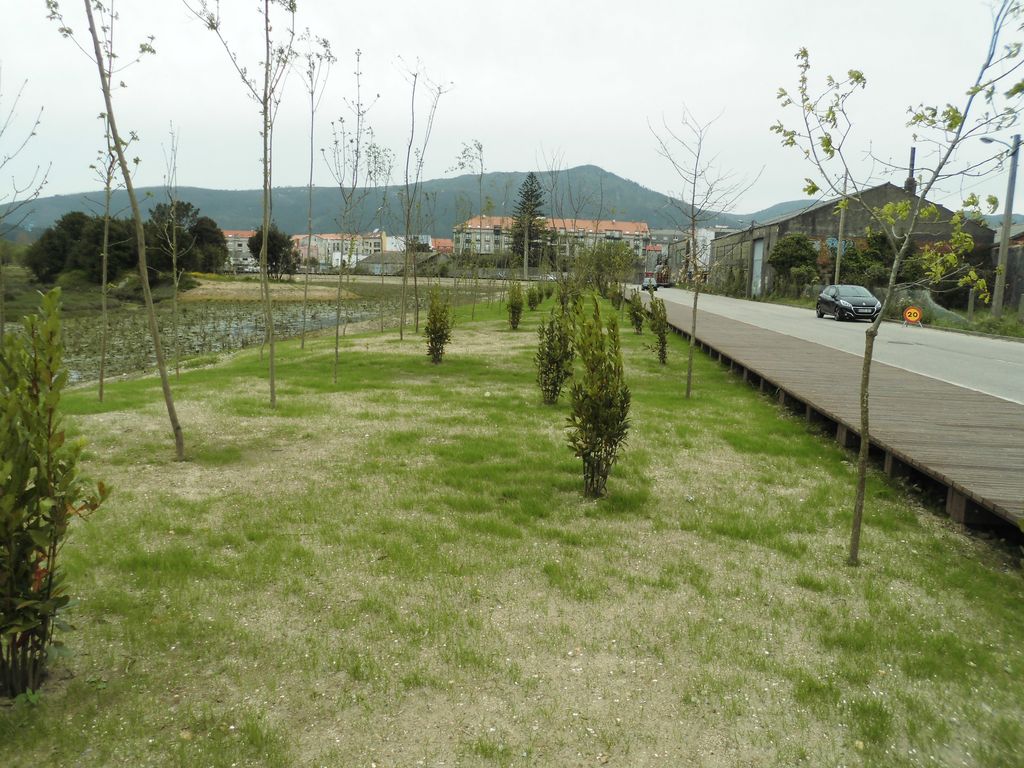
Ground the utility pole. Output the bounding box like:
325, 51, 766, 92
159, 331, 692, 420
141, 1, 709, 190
992, 134, 1020, 319
834, 172, 848, 285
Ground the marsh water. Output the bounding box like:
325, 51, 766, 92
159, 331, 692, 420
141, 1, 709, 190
62, 298, 398, 383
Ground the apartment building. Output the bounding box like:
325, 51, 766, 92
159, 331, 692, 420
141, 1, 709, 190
290, 230, 391, 271
223, 229, 257, 272
453, 216, 651, 258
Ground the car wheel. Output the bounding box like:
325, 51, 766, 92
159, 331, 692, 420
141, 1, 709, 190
833, 308, 843, 321
816, 304, 824, 318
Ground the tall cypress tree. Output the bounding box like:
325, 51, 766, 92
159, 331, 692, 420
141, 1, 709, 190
510, 172, 550, 269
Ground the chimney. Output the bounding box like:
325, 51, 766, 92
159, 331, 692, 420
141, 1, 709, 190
904, 147, 917, 195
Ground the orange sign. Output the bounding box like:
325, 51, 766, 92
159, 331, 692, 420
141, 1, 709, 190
903, 306, 923, 324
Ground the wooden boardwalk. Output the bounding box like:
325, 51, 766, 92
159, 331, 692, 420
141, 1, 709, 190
659, 299, 1024, 529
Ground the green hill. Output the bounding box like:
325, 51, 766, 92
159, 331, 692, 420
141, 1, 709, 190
7, 165, 812, 240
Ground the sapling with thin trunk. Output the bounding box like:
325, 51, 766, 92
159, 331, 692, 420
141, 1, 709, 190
398, 63, 448, 340
48, 0, 186, 459
295, 30, 334, 350
652, 107, 759, 399
184, 0, 297, 410
771, 3, 1020, 564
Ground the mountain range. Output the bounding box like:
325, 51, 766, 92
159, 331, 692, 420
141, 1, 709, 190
5, 166, 809, 241
5, 164, 1014, 242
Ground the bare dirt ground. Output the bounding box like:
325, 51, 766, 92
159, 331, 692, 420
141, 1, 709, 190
182, 278, 357, 302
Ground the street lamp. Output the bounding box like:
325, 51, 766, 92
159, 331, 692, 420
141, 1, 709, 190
981, 133, 1020, 318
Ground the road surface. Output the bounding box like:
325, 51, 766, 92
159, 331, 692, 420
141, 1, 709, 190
656, 288, 1024, 405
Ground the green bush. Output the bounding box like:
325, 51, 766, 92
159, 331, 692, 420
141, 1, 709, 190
54, 270, 93, 292
608, 283, 623, 310
974, 313, 1024, 337
768, 233, 817, 293
567, 299, 631, 498
1, 289, 106, 698
556, 278, 580, 313
424, 286, 454, 363
507, 281, 524, 330
526, 284, 541, 311
535, 307, 575, 404
647, 295, 669, 364
789, 265, 819, 298
627, 290, 645, 334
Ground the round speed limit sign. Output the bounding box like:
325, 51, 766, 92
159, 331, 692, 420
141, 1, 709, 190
903, 305, 923, 324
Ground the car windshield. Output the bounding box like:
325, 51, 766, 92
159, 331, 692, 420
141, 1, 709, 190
839, 286, 874, 298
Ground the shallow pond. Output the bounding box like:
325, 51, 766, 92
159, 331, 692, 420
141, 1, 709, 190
62, 299, 403, 383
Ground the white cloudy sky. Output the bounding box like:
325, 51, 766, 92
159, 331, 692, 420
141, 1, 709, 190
3, 0, 1022, 215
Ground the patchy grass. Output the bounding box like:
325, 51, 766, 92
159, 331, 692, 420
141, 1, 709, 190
2, 292, 1022, 767
928, 306, 1024, 339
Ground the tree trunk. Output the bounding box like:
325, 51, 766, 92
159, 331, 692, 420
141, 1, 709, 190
171, 197, 180, 378
413, 245, 420, 332
333, 243, 354, 384
848, 324, 877, 565
686, 283, 700, 399
300, 85, 314, 350
400, 232, 410, 340
260, 0, 276, 409
333, 269, 343, 383
99, 171, 111, 401
85, 0, 184, 460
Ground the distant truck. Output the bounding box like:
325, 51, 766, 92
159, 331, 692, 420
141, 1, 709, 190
655, 261, 673, 288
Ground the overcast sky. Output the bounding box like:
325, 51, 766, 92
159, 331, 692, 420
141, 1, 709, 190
3, 0, 1022, 217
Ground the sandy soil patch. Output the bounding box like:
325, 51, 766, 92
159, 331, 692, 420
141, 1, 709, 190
182, 278, 357, 303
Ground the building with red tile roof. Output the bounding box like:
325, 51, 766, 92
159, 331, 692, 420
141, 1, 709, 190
453, 215, 650, 258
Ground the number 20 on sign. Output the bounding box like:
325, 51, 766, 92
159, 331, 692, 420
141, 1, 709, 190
902, 305, 923, 326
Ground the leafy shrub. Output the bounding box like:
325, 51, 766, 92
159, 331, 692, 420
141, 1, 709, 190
543, 282, 555, 300
535, 307, 575, 404
627, 290, 645, 334
568, 299, 631, 497
527, 284, 541, 311
507, 281, 524, 329
424, 286, 454, 363
647, 295, 669, 364
608, 283, 623, 310
789, 265, 819, 297
974, 313, 1024, 336
1, 289, 106, 698
54, 269, 93, 291
557, 278, 580, 313
768, 233, 817, 293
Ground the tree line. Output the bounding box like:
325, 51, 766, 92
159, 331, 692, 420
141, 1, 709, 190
22, 203, 228, 285
18, 205, 306, 286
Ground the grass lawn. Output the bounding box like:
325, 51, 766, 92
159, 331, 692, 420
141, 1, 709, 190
2, 292, 1022, 767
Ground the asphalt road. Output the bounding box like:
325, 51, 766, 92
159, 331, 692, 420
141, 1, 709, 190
656, 288, 1024, 406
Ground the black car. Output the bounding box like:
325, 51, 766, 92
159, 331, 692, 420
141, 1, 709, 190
816, 284, 881, 321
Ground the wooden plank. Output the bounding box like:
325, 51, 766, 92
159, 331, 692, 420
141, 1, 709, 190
664, 303, 1024, 528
